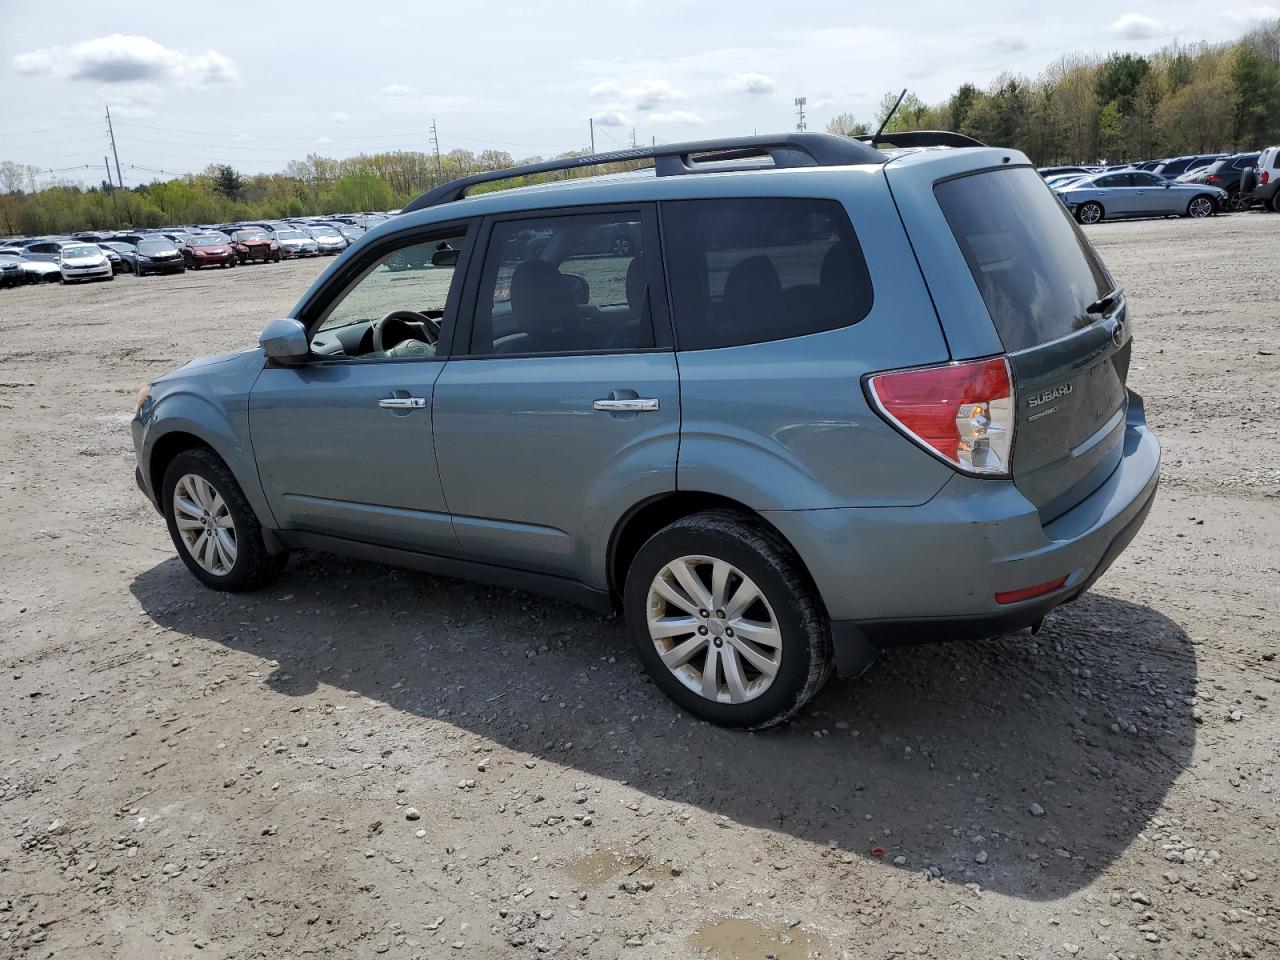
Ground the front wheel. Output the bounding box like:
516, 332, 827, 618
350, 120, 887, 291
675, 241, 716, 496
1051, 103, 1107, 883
162, 448, 286, 592
1187, 195, 1215, 218
1076, 201, 1104, 225
623, 510, 833, 729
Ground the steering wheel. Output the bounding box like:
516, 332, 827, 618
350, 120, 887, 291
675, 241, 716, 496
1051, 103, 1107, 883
371, 310, 440, 353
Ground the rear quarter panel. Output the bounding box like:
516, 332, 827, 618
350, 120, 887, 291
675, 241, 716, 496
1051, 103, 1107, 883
673, 167, 955, 509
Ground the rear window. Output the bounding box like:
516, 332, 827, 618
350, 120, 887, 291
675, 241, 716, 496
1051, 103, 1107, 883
662, 198, 872, 350
934, 167, 1112, 352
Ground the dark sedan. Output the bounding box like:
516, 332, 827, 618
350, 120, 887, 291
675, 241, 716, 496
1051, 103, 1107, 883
135, 238, 187, 276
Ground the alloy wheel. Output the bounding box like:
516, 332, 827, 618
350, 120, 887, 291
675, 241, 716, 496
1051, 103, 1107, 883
1189, 197, 1213, 218
646, 555, 783, 704
172, 473, 238, 576
1079, 203, 1102, 224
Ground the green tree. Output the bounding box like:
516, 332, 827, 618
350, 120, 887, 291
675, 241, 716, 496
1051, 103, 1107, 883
1096, 54, 1151, 112
324, 170, 394, 212
825, 113, 870, 136
209, 164, 245, 200
1231, 45, 1280, 147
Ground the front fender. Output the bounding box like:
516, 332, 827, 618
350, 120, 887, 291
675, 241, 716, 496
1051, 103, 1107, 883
138, 377, 276, 528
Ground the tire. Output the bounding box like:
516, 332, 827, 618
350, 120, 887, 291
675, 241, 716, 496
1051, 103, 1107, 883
1187, 194, 1214, 218
161, 448, 286, 592
1226, 190, 1249, 213
623, 509, 834, 729
1270, 194, 1280, 213
1076, 201, 1104, 225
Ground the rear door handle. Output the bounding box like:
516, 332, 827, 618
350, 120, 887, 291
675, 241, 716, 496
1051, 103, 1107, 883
378, 397, 427, 409
593, 398, 659, 412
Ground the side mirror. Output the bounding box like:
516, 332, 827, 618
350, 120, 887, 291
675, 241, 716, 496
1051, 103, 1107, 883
260, 318, 310, 365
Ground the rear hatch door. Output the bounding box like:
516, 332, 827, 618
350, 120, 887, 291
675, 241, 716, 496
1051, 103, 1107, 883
885, 152, 1130, 523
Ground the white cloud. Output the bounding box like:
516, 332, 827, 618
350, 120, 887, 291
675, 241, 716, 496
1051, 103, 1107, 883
630, 79, 682, 110
1225, 5, 1280, 26
648, 110, 705, 126
588, 81, 622, 98
331, 111, 351, 124
730, 72, 776, 95
13, 34, 237, 86
379, 83, 412, 96
591, 78, 685, 111
593, 110, 630, 127
1110, 14, 1168, 39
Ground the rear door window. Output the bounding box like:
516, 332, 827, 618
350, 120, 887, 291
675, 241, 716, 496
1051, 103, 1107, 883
934, 167, 1112, 352
661, 198, 872, 350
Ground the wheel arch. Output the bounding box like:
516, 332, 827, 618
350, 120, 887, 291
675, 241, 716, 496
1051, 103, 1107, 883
606, 492, 823, 611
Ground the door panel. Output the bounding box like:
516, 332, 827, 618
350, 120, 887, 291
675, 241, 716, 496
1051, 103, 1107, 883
250, 361, 457, 552
433, 353, 678, 582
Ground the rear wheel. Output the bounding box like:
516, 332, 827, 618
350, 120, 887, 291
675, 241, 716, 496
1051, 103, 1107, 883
162, 448, 286, 592
1226, 190, 1248, 213
1076, 201, 1104, 225
1187, 195, 1214, 218
623, 510, 833, 729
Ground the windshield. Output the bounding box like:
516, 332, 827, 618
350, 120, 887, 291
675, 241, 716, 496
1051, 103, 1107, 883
62, 245, 98, 258
309, 226, 340, 237
104, 242, 135, 252
191, 236, 224, 247
935, 166, 1112, 352
137, 239, 174, 253
234, 230, 267, 241
276, 230, 305, 240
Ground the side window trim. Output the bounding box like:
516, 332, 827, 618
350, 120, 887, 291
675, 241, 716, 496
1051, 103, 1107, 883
450, 202, 673, 360
295, 218, 479, 362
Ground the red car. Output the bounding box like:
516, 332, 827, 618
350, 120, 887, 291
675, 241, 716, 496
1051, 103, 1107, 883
184, 234, 238, 269
230, 229, 281, 264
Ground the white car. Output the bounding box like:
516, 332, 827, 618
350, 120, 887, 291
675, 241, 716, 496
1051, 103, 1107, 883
301, 224, 348, 255
274, 229, 320, 258
59, 243, 114, 283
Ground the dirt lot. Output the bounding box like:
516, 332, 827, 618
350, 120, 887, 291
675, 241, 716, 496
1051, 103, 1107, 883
1, 216, 1277, 960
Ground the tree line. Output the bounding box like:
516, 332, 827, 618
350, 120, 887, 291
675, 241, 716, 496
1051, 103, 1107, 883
3, 19, 1278, 237
830, 20, 1280, 164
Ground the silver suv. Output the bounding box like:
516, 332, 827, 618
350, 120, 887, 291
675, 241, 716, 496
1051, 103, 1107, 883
132, 133, 1160, 729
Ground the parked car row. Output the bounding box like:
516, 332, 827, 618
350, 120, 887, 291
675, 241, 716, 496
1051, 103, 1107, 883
0, 211, 398, 289
1039, 147, 1280, 220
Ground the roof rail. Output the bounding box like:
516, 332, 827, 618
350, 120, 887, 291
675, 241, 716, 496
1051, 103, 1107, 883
401, 133, 884, 213
854, 130, 987, 149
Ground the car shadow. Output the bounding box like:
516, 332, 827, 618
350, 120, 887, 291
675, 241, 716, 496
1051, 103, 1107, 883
130, 550, 1196, 902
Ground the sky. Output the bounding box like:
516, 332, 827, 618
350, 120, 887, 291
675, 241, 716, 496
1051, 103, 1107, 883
2, 1, 1277, 188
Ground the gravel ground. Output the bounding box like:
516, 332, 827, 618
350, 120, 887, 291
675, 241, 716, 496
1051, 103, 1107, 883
1, 215, 1277, 959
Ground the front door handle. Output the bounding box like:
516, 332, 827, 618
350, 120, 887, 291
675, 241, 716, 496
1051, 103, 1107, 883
593, 398, 660, 412
378, 397, 427, 409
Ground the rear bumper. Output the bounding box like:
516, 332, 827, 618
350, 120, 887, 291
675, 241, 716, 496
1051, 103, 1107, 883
765, 392, 1160, 669
1250, 182, 1278, 202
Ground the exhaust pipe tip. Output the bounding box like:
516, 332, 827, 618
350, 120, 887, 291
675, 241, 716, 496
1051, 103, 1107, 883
1029, 617, 1045, 637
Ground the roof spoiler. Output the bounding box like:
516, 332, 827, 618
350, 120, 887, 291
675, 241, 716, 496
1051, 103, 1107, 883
853, 130, 987, 149
401, 133, 884, 213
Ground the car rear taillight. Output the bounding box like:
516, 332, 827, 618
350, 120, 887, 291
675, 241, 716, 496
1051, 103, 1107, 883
1263, 171, 1271, 185
867, 356, 1014, 476
1205, 174, 1222, 184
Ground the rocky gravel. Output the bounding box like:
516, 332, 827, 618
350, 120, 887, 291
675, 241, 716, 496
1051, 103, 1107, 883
1, 213, 1277, 958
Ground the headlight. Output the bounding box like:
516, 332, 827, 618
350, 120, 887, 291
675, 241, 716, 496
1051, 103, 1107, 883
135, 385, 152, 417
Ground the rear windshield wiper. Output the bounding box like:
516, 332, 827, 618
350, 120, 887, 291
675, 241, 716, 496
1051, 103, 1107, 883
1086, 288, 1123, 315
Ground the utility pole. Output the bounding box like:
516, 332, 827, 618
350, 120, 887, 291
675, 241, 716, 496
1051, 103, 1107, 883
105, 106, 124, 187
794, 97, 807, 132
589, 118, 595, 155
629, 128, 637, 148
104, 156, 121, 223
429, 118, 443, 183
